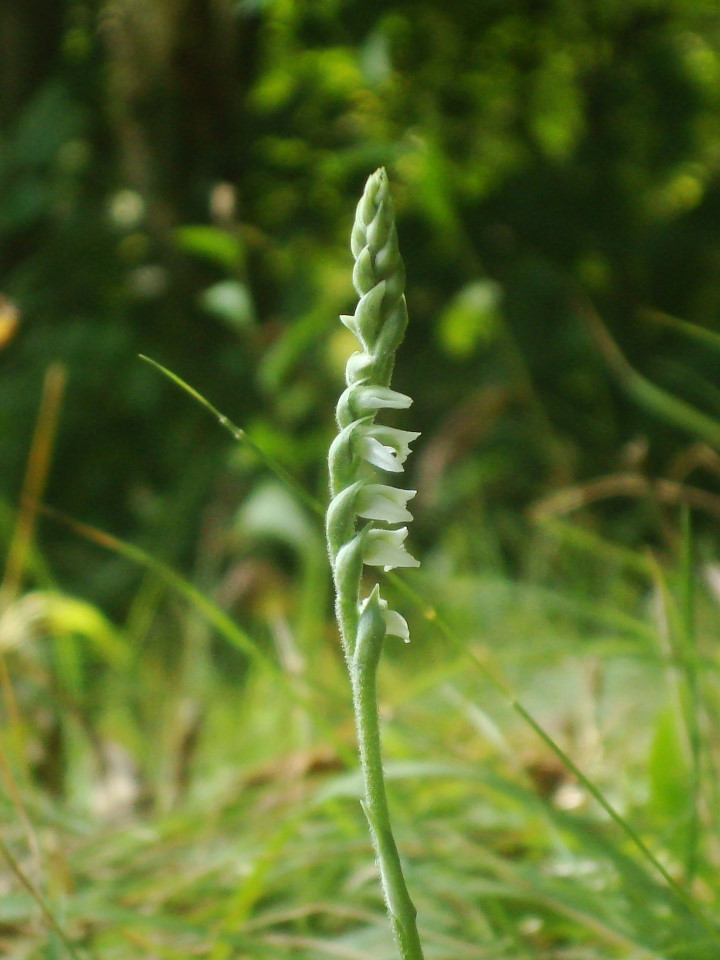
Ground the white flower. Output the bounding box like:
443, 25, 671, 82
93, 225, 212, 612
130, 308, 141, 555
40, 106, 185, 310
354, 386, 413, 412
359, 435, 403, 472
334, 385, 413, 428
359, 590, 411, 643
363, 527, 420, 571
371, 425, 419, 460
358, 425, 420, 472
356, 484, 415, 523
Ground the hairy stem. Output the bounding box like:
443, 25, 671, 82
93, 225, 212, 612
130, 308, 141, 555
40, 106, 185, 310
351, 656, 424, 959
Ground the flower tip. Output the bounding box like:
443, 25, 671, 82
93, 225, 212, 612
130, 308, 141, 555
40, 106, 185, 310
368, 166, 387, 191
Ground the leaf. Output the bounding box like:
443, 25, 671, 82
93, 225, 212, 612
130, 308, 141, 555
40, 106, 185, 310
437, 280, 502, 358
648, 704, 691, 820
174, 225, 244, 271
586, 306, 720, 449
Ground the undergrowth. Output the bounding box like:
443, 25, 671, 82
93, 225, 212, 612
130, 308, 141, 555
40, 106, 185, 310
2, 208, 720, 960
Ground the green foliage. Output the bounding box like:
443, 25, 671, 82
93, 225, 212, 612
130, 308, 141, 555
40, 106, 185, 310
3, 0, 720, 570
4, 470, 720, 956
3, 1, 720, 957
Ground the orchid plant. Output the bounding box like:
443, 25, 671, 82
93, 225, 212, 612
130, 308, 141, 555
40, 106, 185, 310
326, 169, 425, 960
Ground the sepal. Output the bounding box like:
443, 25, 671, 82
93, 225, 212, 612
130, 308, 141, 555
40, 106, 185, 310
326, 481, 364, 554
354, 584, 386, 671
352, 282, 386, 347
334, 533, 365, 594
345, 351, 374, 385
358, 588, 411, 644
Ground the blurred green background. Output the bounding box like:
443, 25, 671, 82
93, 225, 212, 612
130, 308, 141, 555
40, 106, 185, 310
4, 0, 720, 597
4, 3, 720, 958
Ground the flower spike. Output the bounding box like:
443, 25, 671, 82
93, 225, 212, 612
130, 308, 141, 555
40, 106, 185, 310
327, 168, 420, 649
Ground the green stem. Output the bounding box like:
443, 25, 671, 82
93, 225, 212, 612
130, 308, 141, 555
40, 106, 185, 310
350, 656, 424, 959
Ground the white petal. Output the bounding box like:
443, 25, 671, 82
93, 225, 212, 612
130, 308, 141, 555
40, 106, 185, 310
364, 527, 420, 570
359, 435, 404, 473
385, 609, 410, 643
356, 484, 415, 523
354, 386, 413, 413
364, 426, 420, 468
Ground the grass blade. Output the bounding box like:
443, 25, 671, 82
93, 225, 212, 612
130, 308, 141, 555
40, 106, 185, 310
585, 305, 720, 449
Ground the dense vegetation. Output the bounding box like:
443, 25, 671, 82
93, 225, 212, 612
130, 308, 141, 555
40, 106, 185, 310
2, 1, 720, 957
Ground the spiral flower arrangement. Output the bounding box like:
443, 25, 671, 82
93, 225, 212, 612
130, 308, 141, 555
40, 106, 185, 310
326, 169, 425, 960
327, 167, 420, 666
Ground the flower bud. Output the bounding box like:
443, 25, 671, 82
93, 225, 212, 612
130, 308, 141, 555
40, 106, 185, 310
345, 351, 374, 385
358, 588, 411, 643
354, 584, 387, 671
352, 282, 386, 346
